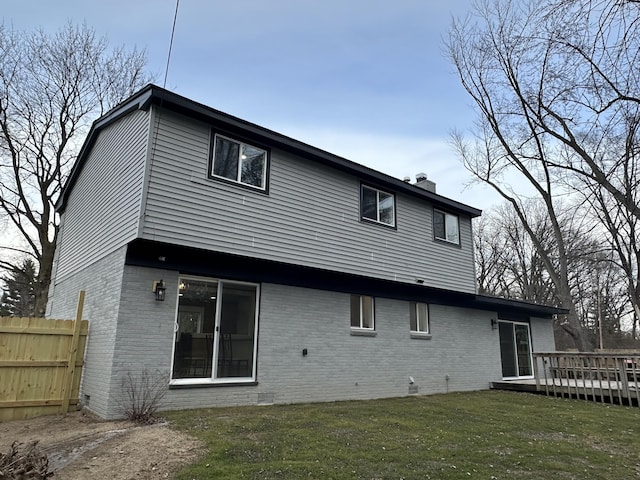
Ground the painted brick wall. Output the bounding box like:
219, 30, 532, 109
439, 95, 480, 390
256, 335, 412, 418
46, 247, 127, 418
253, 284, 502, 404
109, 264, 177, 418
529, 316, 557, 376
50, 261, 554, 419
108, 269, 506, 416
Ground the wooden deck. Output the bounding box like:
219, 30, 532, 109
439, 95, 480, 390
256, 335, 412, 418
492, 378, 640, 406
491, 352, 640, 407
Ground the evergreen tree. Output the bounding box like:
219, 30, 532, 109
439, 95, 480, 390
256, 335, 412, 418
0, 259, 37, 317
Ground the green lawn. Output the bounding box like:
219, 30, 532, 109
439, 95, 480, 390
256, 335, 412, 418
165, 390, 640, 479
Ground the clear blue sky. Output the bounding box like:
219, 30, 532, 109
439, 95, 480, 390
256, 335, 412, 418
3, 1, 500, 211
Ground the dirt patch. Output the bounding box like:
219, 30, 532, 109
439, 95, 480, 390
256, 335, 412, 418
0, 411, 204, 479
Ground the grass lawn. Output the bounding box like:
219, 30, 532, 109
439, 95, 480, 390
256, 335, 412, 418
166, 390, 640, 479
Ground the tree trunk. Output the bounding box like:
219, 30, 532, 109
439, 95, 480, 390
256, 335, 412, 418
563, 311, 591, 352
34, 241, 55, 317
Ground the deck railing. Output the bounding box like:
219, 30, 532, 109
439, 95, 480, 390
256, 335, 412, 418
533, 352, 640, 406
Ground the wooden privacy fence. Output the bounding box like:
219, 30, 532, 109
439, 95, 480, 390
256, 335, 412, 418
0, 291, 88, 421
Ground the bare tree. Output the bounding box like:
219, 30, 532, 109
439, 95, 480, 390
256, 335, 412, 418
475, 202, 634, 348
586, 180, 640, 338
474, 214, 512, 297
475, 204, 557, 304
474, 202, 600, 348
0, 22, 153, 315
448, 0, 640, 350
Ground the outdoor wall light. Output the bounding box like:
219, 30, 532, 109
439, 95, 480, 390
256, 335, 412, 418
491, 318, 498, 330
152, 280, 167, 301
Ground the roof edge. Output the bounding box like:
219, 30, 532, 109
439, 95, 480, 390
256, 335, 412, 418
57, 84, 482, 217
474, 293, 569, 317
125, 238, 564, 319
56, 85, 156, 212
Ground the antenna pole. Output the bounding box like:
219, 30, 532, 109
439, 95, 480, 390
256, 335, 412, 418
163, 0, 180, 88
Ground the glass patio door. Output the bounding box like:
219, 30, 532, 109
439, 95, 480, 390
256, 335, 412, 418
498, 321, 533, 378
171, 277, 258, 384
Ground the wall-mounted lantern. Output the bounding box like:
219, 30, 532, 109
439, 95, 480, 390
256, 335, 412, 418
152, 280, 167, 301
491, 318, 498, 330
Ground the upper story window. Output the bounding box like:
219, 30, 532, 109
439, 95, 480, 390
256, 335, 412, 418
211, 133, 268, 190
433, 209, 460, 245
361, 185, 395, 227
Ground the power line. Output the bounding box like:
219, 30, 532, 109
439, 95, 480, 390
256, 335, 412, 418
163, 0, 180, 88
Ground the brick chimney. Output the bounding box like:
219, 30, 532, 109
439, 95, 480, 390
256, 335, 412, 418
414, 173, 436, 193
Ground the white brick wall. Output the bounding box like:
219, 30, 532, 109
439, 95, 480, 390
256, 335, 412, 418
253, 285, 501, 404
109, 265, 177, 418
52, 262, 553, 419
109, 272, 508, 416
47, 247, 127, 418
530, 316, 556, 352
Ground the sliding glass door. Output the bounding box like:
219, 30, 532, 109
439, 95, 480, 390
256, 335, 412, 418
171, 277, 259, 384
498, 320, 533, 379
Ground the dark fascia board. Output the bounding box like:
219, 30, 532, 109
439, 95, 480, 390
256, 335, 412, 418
126, 238, 564, 319
57, 84, 481, 217
474, 294, 569, 318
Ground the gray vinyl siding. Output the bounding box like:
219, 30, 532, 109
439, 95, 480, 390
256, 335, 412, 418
141, 110, 476, 293
54, 109, 149, 281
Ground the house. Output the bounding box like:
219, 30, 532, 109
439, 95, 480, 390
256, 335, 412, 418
47, 84, 560, 419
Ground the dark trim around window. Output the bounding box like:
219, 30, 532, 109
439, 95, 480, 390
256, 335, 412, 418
359, 183, 397, 229
208, 130, 271, 194
433, 208, 461, 246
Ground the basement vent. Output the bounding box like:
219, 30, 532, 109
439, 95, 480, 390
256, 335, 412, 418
257, 393, 275, 405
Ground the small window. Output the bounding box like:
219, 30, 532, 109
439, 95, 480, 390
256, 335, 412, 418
350, 295, 375, 330
361, 185, 395, 227
211, 134, 267, 189
434, 210, 459, 244
410, 302, 429, 334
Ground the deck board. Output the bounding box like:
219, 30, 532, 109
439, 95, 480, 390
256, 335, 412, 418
491, 378, 640, 407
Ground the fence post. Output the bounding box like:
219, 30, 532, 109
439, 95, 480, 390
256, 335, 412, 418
60, 291, 85, 414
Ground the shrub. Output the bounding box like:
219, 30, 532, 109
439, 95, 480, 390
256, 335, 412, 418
117, 368, 169, 424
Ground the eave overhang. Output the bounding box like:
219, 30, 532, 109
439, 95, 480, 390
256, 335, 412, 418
125, 239, 567, 320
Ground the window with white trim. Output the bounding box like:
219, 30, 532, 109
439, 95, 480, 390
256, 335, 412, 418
361, 185, 395, 227
433, 209, 460, 244
410, 302, 430, 334
211, 133, 267, 189
350, 295, 375, 330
